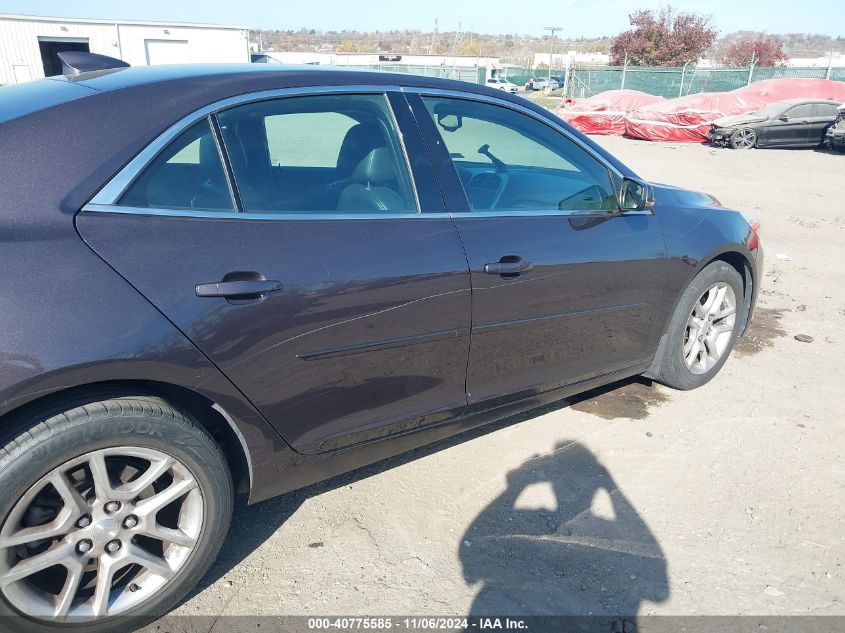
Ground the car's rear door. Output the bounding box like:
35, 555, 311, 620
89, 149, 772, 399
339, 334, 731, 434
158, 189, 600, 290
77, 88, 472, 455
808, 102, 839, 145
407, 91, 668, 408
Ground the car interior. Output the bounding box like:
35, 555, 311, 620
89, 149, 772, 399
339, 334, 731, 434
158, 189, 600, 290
118, 94, 622, 215
424, 98, 619, 212
120, 95, 418, 214
119, 119, 236, 212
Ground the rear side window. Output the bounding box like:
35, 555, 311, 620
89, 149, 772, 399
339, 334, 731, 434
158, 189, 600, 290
216, 94, 417, 214
812, 102, 839, 117
119, 118, 234, 212
264, 112, 357, 167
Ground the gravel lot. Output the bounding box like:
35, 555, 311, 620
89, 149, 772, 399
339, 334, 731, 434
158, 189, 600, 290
162, 138, 845, 628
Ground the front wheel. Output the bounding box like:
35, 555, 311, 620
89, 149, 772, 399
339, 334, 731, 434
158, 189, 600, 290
0, 394, 233, 632
730, 128, 757, 149
653, 261, 744, 390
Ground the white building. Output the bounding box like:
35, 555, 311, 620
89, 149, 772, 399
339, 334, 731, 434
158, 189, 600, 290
252, 51, 502, 83
253, 51, 501, 69
785, 53, 845, 68
533, 51, 611, 69
0, 13, 250, 85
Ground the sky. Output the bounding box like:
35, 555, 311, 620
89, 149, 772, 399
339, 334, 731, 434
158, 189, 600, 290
0, 0, 843, 38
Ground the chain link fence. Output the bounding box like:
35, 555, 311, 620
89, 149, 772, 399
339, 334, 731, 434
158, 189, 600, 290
566, 64, 845, 99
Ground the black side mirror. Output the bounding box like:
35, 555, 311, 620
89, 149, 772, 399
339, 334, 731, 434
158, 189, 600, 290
620, 178, 654, 211
779, 115, 790, 122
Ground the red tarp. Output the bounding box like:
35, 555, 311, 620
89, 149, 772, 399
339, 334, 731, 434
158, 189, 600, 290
624, 79, 845, 142
556, 90, 665, 135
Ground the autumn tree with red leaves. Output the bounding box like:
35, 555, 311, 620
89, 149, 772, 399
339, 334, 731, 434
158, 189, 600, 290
719, 37, 788, 67
610, 6, 717, 66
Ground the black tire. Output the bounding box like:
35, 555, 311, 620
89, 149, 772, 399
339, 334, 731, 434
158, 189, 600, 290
730, 128, 757, 149
653, 261, 744, 391
0, 393, 233, 633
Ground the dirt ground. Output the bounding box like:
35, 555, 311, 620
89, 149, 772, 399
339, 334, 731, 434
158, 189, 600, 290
164, 138, 845, 627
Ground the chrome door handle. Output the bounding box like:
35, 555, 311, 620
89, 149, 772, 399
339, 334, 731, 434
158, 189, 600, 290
195, 279, 282, 298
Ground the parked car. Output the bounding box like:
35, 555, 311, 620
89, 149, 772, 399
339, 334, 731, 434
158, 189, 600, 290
485, 77, 519, 93
709, 98, 841, 149
527, 76, 560, 91
824, 103, 845, 151
0, 53, 762, 631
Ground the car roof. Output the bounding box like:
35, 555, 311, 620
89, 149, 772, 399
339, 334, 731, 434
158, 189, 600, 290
775, 98, 840, 105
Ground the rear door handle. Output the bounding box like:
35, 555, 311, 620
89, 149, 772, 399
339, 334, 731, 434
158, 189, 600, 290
483, 259, 534, 276
195, 279, 282, 298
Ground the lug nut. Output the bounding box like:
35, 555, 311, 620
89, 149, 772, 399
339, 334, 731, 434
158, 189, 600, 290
105, 540, 121, 553
76, 515, 92, 528
77, 539, 93, 554
104, 501, 121, 514
123, 515, 138, 529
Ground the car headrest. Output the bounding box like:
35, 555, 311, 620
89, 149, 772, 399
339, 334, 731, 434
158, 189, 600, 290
337, 123, 385, 173
350, 147, 396, 185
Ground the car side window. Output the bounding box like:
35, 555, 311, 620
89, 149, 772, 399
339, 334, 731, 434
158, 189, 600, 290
420, 96, 617, 213
786, 104, 813, 119
119, 118, 234, 212
812, 103, 839, 117
216, 94, 417, 214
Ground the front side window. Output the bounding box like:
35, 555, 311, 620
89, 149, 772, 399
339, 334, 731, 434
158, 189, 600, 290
420, 96, 617, 213
119, 118, 234, 212
217, 94, 417, 214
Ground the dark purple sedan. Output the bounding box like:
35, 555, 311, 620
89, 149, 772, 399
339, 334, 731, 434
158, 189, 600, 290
0, 53, 761, 629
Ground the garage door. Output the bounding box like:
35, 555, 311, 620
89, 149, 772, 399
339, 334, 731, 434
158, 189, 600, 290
144, 39, 190, 65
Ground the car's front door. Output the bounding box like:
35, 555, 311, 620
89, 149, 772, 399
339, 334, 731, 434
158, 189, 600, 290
408, 93, 668, 408
767, 103, 814, 146
78, 89, 472, 454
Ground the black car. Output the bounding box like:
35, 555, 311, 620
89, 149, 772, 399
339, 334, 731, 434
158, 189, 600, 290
0, 53, 762, 630
709, 98, 841, 149
825, 104, 845, 151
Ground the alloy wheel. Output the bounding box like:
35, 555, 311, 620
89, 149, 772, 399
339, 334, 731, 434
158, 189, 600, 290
0, 447, 203, 620
735, 129, 756, 149
683, 281, 737, 374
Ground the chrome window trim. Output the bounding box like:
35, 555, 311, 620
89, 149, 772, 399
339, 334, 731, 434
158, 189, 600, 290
82, 203, 444, 221
82, 202, 652, 221
447, 209, 653, 219
89, 85, 420, 210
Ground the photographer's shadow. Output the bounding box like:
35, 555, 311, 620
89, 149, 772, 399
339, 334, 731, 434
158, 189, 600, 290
461, 441, 668, 616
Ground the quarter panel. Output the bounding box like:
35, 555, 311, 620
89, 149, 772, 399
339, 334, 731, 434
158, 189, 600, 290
0, 228, 290, 503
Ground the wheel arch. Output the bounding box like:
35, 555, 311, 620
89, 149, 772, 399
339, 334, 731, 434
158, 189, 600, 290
644, 246, 755, 379
0, 379, 252, 496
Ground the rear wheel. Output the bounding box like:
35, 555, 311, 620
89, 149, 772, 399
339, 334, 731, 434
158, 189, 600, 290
730, 128, 757, 149
654, 261, 744, 390
0, 394, 232, 632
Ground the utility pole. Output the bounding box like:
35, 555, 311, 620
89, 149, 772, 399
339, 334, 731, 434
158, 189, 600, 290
543, 26, 562, 91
